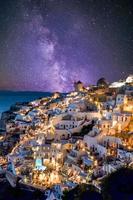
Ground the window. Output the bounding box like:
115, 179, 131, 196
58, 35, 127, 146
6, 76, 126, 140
62, 134, 65, 138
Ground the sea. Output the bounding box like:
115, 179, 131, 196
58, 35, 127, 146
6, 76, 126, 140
0, 91, 51, 118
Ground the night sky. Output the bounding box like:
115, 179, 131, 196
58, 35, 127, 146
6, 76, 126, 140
0, 0, 133, 92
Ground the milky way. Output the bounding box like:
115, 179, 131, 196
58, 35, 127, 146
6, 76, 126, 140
0, 0, 133, 92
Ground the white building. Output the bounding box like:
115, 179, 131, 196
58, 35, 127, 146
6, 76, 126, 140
116, 94, 127, 105
126, 74, 133, 83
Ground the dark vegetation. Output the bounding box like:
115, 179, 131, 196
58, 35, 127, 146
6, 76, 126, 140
0, 181, 45, 200
63, 184, 103, 200
101, 167, 133, 200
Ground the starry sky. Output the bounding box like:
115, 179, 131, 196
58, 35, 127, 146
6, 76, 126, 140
0, 0, 133, 92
